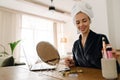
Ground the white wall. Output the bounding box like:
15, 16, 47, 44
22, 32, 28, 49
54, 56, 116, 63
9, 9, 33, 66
63, 0, 109, 53
106, 0, 120, 49
63, 19, 79, 53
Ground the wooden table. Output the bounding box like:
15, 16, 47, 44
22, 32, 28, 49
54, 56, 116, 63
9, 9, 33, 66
36, 64, 120, 80
0, 65, 120, 80
0, 66, 59, 80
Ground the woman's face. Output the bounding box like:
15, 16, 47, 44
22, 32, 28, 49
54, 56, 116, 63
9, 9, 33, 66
75, 12, 91, 34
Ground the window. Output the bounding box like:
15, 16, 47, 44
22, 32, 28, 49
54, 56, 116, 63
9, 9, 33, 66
20, 14, 54, 64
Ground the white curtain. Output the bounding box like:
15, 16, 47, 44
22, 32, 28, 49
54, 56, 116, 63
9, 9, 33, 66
0, 8, 22, 62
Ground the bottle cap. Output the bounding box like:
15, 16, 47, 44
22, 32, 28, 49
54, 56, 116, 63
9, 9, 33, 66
106, 46, 112, 51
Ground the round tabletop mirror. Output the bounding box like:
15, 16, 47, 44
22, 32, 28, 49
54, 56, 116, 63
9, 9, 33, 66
36, 41, 60, 65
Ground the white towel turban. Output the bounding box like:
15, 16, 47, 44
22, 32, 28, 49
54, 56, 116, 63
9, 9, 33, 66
71, 1, 94, 23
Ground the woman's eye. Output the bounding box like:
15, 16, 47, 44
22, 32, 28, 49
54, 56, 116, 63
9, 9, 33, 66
83, 19, 87, 22
76, 21, 80, 24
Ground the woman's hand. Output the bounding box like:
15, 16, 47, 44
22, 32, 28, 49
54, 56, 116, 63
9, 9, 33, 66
64, 57, 75, 67
112, 49, 120, 59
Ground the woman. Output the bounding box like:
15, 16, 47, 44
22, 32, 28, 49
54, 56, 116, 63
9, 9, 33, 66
65, 1, 120, 71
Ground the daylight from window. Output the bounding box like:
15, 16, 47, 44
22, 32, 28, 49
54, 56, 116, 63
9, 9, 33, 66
20, 14, 54, 64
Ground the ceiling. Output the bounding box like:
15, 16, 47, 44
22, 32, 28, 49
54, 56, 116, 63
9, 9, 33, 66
24, 0, 80, 14
0, 0, 81, 22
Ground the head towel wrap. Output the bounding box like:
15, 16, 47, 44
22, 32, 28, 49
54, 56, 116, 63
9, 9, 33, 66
71, 1, 94, 23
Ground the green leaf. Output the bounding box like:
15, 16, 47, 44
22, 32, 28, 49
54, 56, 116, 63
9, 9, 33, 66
9, 40, 21, 55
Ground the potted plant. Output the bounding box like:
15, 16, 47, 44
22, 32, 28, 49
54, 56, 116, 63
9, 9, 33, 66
0, 44, 9, 66
2, 40, 21, 66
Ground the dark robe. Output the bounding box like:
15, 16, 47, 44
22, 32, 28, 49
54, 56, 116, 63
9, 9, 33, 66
72, 30, 109, 69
